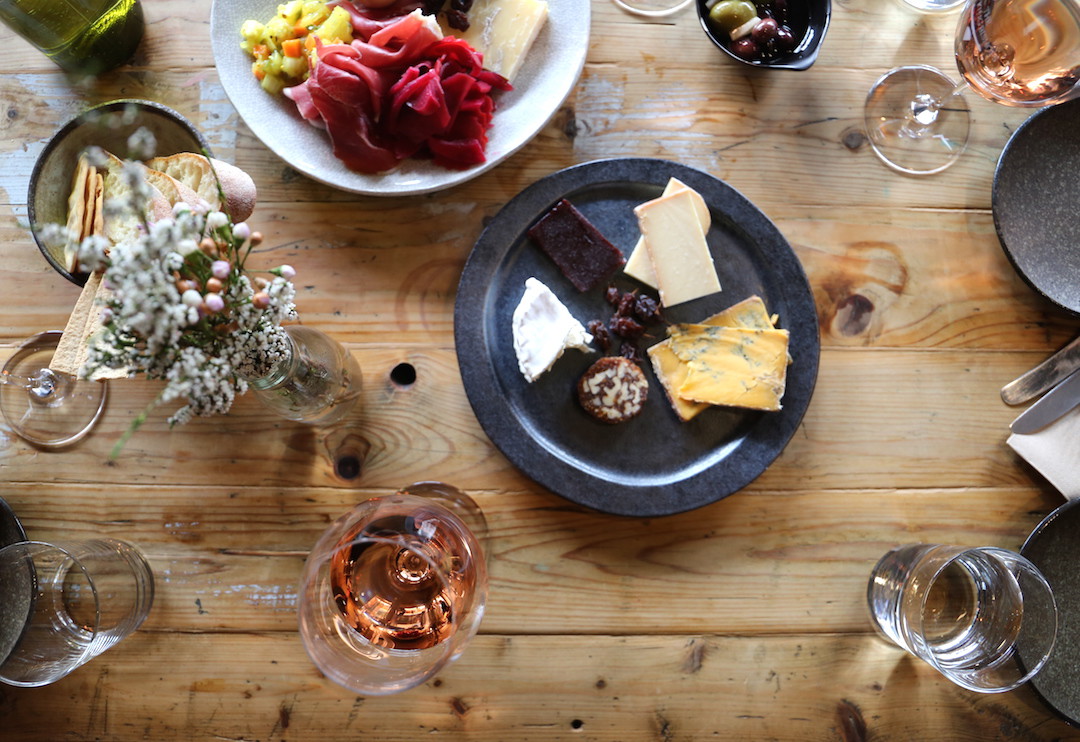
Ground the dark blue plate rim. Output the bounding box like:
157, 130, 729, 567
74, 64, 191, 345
454, 157, 820, 517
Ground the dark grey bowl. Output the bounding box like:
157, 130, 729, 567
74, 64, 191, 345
0, 496, 28, 667
697, 0, 831, 71
28, 99, 211, 287
1021, 499, 1080, 726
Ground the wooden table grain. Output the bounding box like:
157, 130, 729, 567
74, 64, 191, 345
1, 1, 1078, 739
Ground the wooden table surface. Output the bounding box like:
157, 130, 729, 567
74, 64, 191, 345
2, 1, 1079, 739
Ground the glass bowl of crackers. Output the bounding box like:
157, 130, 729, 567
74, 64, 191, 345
28, 99, 211, 286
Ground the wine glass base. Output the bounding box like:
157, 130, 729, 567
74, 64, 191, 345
610, 0, 693, 18
0, 331, 107, 449
865, 65, 972, 176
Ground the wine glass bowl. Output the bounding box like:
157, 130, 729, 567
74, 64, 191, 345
954, 0, 1080, 108
298, 483, 488, 696
0, 331, 107, 449
696, 0, 831, 71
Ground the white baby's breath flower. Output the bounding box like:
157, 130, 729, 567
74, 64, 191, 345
71, 147, 299, 456
127, 128, 157, 161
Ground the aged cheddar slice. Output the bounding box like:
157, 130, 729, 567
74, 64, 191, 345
634, 189, 721, 307
444, 0, 548, 82
647, 296, 779, 421
707, 295, 775, 330
648, 342, 707, 421
668, 325, 790, 411
624, 178, 711, 288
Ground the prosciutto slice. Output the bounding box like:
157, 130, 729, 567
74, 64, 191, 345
283, 8, 510, 174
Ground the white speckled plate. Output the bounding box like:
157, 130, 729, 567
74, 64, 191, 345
210, 0, 589, 196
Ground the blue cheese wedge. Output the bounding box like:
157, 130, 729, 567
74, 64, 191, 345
668, 324, 789, 411
512, 277, 592, 382
647, 296, 779, 421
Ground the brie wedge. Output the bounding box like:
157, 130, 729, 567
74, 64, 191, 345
512, 277, 592, 382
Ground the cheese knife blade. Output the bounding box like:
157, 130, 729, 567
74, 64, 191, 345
1009, 368, 1080, 435
1001, 334, 1080, 406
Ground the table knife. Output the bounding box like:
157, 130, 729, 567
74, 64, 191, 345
1001, 334, 1080, 406
1009, 368, 1080, 435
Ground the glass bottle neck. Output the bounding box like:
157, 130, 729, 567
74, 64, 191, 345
245, 330, 298, 391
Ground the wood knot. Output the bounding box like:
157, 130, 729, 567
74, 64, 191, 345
562, 107, 580, 140
835, 293, 875, 337
836, 699, 867, 742
841, 127, 867, 151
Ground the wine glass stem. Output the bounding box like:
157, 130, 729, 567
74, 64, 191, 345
1, 369, 68, 401
0, 371, 40, 393
905, 82, 968, 137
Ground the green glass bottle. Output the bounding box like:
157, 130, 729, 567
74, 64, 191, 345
0, 0, 144, 76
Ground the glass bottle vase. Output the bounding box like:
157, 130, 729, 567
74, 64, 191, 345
246, 326, 361, 425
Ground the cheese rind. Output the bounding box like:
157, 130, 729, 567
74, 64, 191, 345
634, 189, 721, 307
668, 325, 790, 411
624, 178, 710, 288
442, 0, 548, 82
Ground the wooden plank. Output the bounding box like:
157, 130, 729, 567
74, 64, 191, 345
0, 485, 1060, 634
0, 633, 1073, 741
0, 346, 1062, 492
2, 202, 1076, 349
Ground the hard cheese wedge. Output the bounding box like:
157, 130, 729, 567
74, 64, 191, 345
668, 325, 790, 411
624, 178, 711, 288
647, 296, 778, 421
444, 0, 548, 82
634, 188, 721, 307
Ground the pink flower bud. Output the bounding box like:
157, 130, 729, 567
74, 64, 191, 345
232, 222, 251, 241
278, 264, 296, 279
252, 292, 271, 310
211, 260, 231, 279
204, 293, 225, 313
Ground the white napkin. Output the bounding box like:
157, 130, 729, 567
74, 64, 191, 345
1007, 404, 1080, 500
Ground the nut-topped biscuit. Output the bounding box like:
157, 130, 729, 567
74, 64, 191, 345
577, 356, 648, 424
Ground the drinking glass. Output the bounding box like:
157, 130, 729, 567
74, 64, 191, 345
865, 0, 1080, 175
895, 0, 965, 12
0, 0, 144, 76
0, 331, 107, 449
611, 0, 693, 19
867, 544, 1058, 693
0, 538, 155, 687
298, 482, 488, 695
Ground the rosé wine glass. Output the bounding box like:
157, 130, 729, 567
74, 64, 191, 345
298, 482, 488, 695
865, 0, 1080, 175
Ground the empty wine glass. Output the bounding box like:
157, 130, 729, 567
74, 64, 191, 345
0, 331, 107, 448
298, 482, 488, 695
866, 0, 1080, 175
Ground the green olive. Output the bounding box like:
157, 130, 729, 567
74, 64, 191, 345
708, 0, 758, 35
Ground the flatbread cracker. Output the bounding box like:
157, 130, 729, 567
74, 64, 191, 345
91, 172, 104, 238
63, 156, 92, 272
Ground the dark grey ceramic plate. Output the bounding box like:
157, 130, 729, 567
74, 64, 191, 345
454, 158, 820, 517
29, 99, 211, 287
993, 97, 1080, 315
0, 497, 28, 667
1022, 499, 1080, 726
